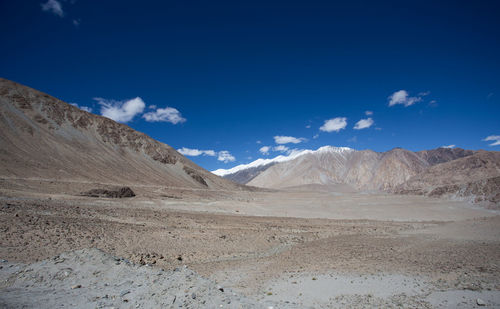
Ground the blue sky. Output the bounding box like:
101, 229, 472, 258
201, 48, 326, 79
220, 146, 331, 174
1, 0, 499, 171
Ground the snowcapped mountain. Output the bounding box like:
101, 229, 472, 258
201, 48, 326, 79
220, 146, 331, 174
211, 145, 500, 207
212, 146, 354, 184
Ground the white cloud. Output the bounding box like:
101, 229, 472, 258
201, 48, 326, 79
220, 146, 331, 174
143, 107, 186, 124
319, 117, 347, 132
218, 151, 236, 163
256, 140, 262, 144
259, 146, 270, 155
440, 145, 455, 149
388, 90, 424, 107
72, 19, 81, 26
95, 97, 145, 123
41, 0, 64, 17
273, 145, 290, 153
177, 147, 216, 157
274, 136, 306, 144
418, 91, 431, 96
482, 135, 500, 146
365, 111, 373, 116
306, 125, 311, 129
354, 118, 374, 130
70, 103, 92, 113
313, 134, 319, 139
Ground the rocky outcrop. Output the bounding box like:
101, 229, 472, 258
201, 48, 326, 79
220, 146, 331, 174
81, 187, 136, 198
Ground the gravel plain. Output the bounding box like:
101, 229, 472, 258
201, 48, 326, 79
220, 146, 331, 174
0, 183, 499, 308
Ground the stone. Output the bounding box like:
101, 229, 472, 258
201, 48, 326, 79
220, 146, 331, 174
120, 290, 131, 297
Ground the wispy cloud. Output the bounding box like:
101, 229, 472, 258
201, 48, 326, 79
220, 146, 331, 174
274, 136, 306, 144
218, 151, 236, 163
70, 103, 92, 113
177, 147, 216, 157
319, 117, 347, 132
353, 118, 374, 130
365, 110, 373, 116
41, 0, 64, 17
388, 90, 423, 107
41, 0, 81, 27
143, 107, 186, 124
482, 135, 500, 146
259, 146, 270, 155
273, 145, 289, 153
440, 145, 455, 149
95, 97, 145, 123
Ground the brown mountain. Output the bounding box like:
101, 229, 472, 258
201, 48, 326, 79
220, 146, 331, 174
0, 78, 239, 191
242, 145, 498, 207
396, 151, 500, 207
247, 147, 355, 189
368, 148, 429, 190
247, 147, 430, 190
416, 147, 474, 165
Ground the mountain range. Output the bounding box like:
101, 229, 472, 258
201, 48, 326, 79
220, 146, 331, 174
1, 78, 498, 208
214, 146, 500, 207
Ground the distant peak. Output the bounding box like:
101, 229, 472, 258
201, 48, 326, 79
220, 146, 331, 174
212, 145, 355, 176
316, 146, 354, 153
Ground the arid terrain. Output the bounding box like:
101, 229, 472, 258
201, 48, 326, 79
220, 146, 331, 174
1, 79, 499, 308
1, 180, 499, 308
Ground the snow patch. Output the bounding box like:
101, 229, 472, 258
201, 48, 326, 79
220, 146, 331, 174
212, 146, 354, 177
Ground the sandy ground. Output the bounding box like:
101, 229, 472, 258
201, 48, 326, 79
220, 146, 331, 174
0, 248, 281, 308
0, 180, 499, 308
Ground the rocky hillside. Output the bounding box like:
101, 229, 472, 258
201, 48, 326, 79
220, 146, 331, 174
395, 151, 500, 207
0, 78, 240, 191
416, 147, 474, 165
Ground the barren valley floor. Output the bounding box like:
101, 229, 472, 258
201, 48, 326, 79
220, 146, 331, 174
1, 182, 499, 308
